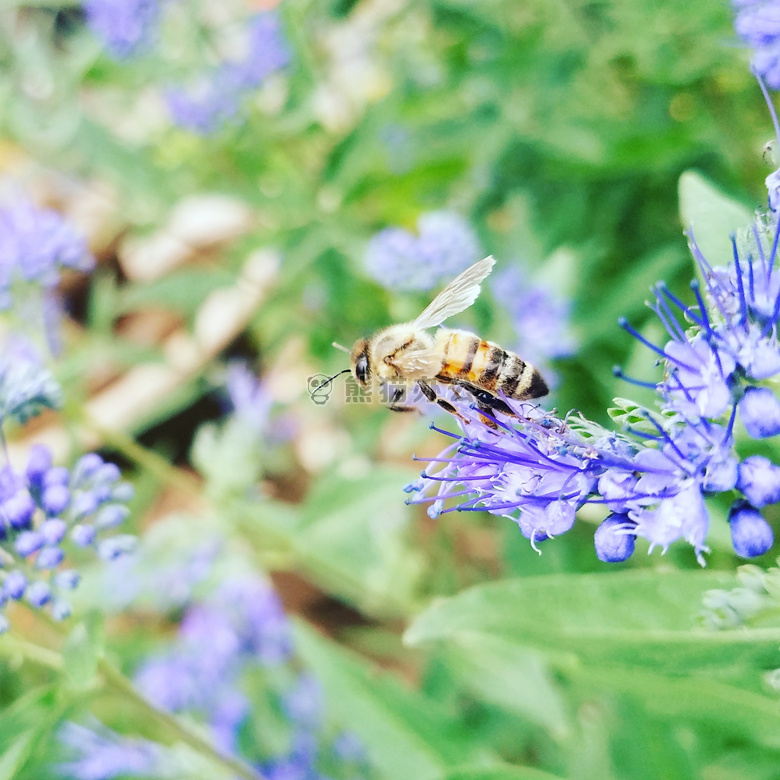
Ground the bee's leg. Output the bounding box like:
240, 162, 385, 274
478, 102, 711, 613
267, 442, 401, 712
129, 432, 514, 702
386, 383, 417, 413
455, 381, 518, 418
417, 380, 471, 424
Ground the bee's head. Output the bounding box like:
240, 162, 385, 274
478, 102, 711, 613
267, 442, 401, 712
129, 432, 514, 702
349, 338, 371, 388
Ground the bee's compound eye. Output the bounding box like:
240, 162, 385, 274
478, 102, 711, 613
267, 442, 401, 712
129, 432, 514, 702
355, 354, 369, 385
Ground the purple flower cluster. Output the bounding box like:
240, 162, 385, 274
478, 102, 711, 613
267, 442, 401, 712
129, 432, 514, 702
0, 199, 94, 306
0, 199, 95, 355
733, 1, 780, 89
365, 211, 481, 292
406, 213, 780, 564
0, 445, 135, 630
165, 12, 290, 135
134, 577, 293, 722
58, 722, 162, 780
58, 577, 369, 780
0, 337, 62, 424
84, 0, 164, 60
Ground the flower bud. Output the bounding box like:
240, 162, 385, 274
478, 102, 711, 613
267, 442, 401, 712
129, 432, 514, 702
25, 444, 52, 488
35, 546, 65, 570
3, 570, 26, 599
3, 491, 35, 529
728, 500, 774, 558
739, 387, 780, 438
26, 581, 51, 607
40, 518, 66, 545
14, 531, 43, 557
42, 484, 69, 515
594, 513, 636, 563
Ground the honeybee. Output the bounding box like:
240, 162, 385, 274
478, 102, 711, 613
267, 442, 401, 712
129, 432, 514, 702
348, 256, 548, 421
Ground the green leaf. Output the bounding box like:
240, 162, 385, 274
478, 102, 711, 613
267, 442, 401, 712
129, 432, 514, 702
678, 171, 753, 268
606, 398, 658, 431
404, 571, 780, 672
0, 686, 61, 779
433, 767, 564, 780
0, 731, 36, 780
575, 664, 780, 747
442, 635, 570, 739
255, 469, 424, 618
293, 620, 488, 780
62, 612, 104, 690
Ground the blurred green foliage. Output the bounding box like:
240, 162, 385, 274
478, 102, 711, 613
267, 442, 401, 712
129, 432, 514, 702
2, 0, 780, 778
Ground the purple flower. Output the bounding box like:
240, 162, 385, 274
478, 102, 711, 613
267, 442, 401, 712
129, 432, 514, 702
729, 499, 774, 557
26, 580, 52, 607
165, 12, 289, 134
409, 229, 780, 564
55, 572, 358, 779
733, 1, 780, 89
135, 576, 292, 719
217, 576, 293, 664
0, 199, 94, 356
365, 211, 480, 292
0, 200, 93, 291
594, 514, 636, 563
492, 265, 577, 376
407, 401, 731, 563
84, 0, 163, 60
4, 570, 27, 600
57, 721, 163, 780
332, 731, 367, 764
282, 674, 323, 729
14, 530, 43, 557
738, 385, 780, 436
0, 337, 62, 423
737, 455, 780, 506
0, 446, 134, 630
225, 361, 272, 433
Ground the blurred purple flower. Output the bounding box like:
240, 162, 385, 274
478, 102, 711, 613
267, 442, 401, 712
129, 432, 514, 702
226, 361, 272, 434
0, 336, 62, 423
58, 574, 369, 779
0, 200, 93, 294
165, 12, 290, 134
84, 0, 163, 59
57, 721, 162, 780
365, 211, 480, 292
282, 673, 323, 729
0, 199, 94, 354
134, 576, 292, 721
491, 265, 576, 390
733, 1, 780, 88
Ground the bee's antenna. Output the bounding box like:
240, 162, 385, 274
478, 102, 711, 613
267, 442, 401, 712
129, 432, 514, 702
311, 368, 352, 401
332, 342, 350, 354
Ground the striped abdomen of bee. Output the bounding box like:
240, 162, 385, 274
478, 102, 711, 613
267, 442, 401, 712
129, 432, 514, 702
433, 329, 548, 400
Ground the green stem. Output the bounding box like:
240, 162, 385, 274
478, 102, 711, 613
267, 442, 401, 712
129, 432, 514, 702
88, 423, 201, 497
2, 633, 64, 671
97, 657, 267, 780
6, 624, 266, 780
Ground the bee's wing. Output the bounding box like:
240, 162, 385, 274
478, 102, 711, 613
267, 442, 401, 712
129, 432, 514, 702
413, 256, 495, 330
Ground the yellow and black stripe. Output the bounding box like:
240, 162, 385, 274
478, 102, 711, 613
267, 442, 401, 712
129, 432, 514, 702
436, 331, 548, 400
